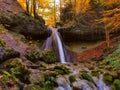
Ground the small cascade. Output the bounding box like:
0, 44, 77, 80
96, 75, 110, 90
53, 29, 66, 63
41, 26, 75, 63
56, 77, 72, 90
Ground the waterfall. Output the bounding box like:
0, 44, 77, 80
53, 29, 66, 63
41, 26, 66, 63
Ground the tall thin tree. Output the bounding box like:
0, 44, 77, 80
54, 0, 56, 26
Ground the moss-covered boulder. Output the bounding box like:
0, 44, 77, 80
3, 58, 30, 84
29, 71, 45, 85
0, 47, 20, 63
26, 50, 40, 62
0, 0, 48, 40
80, 72, 94, 84
69, 75, 76, 83
41, 49, 57, 64
54, 65, 70, 75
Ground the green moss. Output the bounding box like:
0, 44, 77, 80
80, 72, 94, 83
43, 76, 55, 90
113, 79, 120, 90
41, 49, 57, 64
101, 44, 120, 70
26, 50, 40, 62
103, 73, 113, 85
0, 38, 6, 47
0, 24, 8, 34
91, 69, 103, 76
54, 65, 70, 75
69, 75, 76, 83
6, 60, 30, 84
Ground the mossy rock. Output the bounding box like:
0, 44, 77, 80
80, 72, 94, 83
91, 69, 103, 76
43, 76, 55, 90
103, 73, 113, 85
113, 79, 120, 90
29, 72, 45, 85
69, 75, 76, 83
0, 48, 20, 63
35, 61, 47, 68
54, 65, 70, 75
4, 58, 30, 84
41, 49, 57, 64
26, 50, 40, 62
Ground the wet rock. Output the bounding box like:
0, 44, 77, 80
56, 76, 72, 90
54, 87, 65, 90
72, 80, 97, 90
96, 75, 110, 90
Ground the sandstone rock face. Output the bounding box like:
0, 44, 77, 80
0, 0, 48, 40
0, 32, 28, 55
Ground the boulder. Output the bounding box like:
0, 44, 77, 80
0, 47, 20, 63
0, 0, 48, 40
29, 70, 45, 84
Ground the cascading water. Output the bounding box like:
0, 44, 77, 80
41, 26, 68, 63
53, 29, 66, 63
96, 75, 110, 90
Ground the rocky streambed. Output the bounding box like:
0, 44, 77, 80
0, 57, 120, 90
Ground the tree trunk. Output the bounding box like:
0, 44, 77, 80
54, 0, 56, 26
26, 0, 29, 14
33, 0, 37, 18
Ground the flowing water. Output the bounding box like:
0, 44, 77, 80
56, 77, 72, 90
96, 75, 111, 90
53, 29, 66, 63
41, 26, 67, 63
